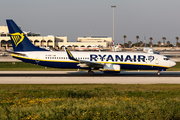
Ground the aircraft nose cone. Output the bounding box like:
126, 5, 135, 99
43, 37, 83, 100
171, 61, 176, 67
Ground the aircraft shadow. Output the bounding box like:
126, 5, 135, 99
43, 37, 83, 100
0, 71, 180, 77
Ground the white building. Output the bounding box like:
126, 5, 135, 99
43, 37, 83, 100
78, 36, 112, 43
0, 26, 112, 50
57, 36, 112, 49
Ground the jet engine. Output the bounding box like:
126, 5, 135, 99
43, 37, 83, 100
100, 64, 120, 74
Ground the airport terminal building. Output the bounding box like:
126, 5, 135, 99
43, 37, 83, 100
0, 26, 112, 50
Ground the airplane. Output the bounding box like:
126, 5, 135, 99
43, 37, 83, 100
143, 47, 154, 54
6, 19, 176, 75
143, 36, 159, 54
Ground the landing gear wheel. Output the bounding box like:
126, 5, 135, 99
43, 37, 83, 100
157, 71, 160, 76
88, 71, 94, 76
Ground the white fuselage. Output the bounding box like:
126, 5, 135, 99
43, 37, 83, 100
12, 51, 176, 70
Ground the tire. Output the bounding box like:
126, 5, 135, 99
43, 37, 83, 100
88, 71, 94, 76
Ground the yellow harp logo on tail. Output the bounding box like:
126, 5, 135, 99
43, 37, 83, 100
10, 32, 24, 47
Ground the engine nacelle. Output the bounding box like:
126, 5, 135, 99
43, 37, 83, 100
100, 64, 120, 74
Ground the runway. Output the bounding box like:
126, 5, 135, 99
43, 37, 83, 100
0, 71, 180, 84
0, 71, 180, 77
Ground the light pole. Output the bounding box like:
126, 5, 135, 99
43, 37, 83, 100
111, 5, 116, 51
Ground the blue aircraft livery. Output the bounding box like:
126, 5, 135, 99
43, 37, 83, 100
90, 54, 147, 62
6, 19, 176, 75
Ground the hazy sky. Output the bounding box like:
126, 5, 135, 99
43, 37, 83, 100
1, 0, 180, 44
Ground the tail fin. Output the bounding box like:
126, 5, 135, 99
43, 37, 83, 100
6, 19, 48, 52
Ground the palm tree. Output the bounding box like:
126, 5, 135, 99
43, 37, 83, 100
136, 36, 139, 47
123, 35, 127, 48
162, 37, 166, 47
149, 42, 152, 48
176, 37, 179, 47
177, 42, 180, 47
139, 41, 143, 47
149, 37, 153, 47
166, 41, 170, 47
128, 41, 132, 48
158, 41, 161, 47
124, 43, 128, 48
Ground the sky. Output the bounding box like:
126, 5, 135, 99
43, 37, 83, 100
0, 0, 180, 44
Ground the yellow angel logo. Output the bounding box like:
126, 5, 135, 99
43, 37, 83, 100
10, 32, 24, 47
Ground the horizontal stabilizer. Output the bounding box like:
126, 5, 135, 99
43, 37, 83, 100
6, 49, 26, 56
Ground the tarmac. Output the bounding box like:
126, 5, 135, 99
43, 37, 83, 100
0, 71, 179, 84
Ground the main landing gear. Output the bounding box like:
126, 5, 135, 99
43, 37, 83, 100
88, 69, 94, 76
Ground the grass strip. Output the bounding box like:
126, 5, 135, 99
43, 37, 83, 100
0, 62, 75, 71
0, 84, 180, 119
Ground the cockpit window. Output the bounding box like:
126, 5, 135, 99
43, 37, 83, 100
163, 57, 169, 60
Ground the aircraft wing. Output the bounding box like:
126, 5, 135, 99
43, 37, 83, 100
77, 59, 104, 68
6, 49, 27, 56
64, 47, 103, 68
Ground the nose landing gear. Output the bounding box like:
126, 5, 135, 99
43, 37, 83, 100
157, 70, 160, 76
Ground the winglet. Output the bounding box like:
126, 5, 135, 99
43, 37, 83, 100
64, 47, 77, 60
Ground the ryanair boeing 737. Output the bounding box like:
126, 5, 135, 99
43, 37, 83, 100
6, 19, 176, 75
